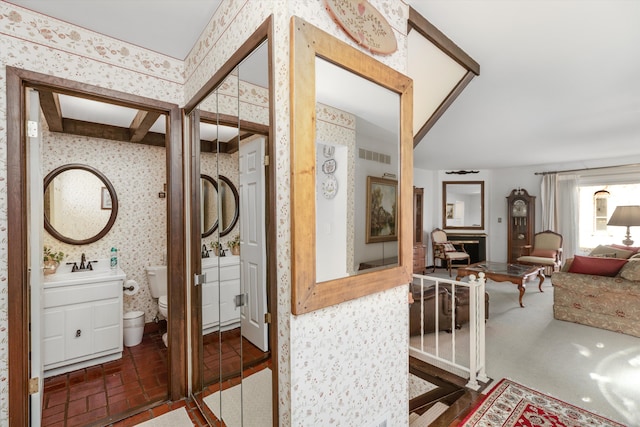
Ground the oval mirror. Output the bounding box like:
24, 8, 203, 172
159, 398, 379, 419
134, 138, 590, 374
201, 174, 239, 238
43, 163, 118, 245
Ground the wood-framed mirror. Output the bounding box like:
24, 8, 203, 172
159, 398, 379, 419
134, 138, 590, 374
290, 17, 413, 315
44, 163, 119, 245
442, 180, 485, 230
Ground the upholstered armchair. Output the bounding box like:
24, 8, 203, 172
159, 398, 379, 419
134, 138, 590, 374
431, 228, 471, 277
517, 230, 563, 275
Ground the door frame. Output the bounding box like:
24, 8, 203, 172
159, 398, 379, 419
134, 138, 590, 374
6, 66, 186, 425
184, 15, 278, 425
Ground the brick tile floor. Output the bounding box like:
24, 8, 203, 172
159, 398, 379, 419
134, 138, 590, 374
42, 327, 269, 426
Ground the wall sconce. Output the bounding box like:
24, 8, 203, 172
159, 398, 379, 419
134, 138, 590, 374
607, 205, 640, 246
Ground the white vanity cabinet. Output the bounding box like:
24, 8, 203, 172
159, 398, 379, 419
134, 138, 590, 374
201, 256, 240, 334
42, 267, 125, 377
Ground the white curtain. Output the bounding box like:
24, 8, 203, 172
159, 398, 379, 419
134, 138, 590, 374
556, 174, 579, 260
540, 173, 557, 231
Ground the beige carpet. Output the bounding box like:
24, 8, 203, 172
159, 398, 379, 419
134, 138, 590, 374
135, 407, 193, 426
412, 271, 639, 426
204, 368, 272, 427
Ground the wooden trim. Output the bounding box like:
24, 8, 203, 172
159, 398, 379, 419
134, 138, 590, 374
413, 71, 475, 145
166, 105, 187, 400
265, 17, 278, 427
5, 66, 184, 423
290, 17, 414, 314
408, 7, 480, 75
183, 18, 271, 114
188, 109, 204, 393
7, 65, 29, 427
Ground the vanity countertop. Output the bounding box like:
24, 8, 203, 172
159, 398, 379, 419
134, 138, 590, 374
44, 259, 126, 288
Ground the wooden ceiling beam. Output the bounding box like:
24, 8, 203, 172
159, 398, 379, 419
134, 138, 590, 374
61, 118, 165, 147
129, 110, 161, 143
38, 90, 64, 132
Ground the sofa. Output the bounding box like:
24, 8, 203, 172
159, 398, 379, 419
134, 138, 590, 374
409, 282, 489, 336
552, 245, 640, 337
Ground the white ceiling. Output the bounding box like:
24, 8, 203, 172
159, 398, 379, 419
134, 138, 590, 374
6, 0, 640, 170
408, 0, 640, 170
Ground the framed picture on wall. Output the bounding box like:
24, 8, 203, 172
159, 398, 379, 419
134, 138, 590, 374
101, 187, 112, 210
366, 176, 398, 243
446, 203, 454, 219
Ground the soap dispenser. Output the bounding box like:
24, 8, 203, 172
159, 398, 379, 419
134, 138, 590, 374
110, 247, 118, 269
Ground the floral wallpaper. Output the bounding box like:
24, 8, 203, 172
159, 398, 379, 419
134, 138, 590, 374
285, 1, 410, 425
0, 0, 410, 425
41, 126, 168, 324
0, 2, 182, 422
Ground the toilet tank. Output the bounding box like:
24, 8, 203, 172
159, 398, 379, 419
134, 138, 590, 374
145, 265, 167, 298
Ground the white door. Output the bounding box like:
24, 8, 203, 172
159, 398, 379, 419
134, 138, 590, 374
28, 88, 45, 426
239, 136, 268, 351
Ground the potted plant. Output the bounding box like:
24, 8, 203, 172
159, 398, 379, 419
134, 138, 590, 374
43, 245, 65, 275
227, 234, 240, 256
210, 240, 223, 257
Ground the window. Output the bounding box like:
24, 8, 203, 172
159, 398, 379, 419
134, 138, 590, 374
578, 183, 640, 251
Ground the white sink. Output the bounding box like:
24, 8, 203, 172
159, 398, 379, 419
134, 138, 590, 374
44, 258, 126, 287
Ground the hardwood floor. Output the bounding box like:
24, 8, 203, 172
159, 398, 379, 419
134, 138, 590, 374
409, 356, 491, 426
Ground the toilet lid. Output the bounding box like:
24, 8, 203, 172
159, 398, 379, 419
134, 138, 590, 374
159, 295, 168, 307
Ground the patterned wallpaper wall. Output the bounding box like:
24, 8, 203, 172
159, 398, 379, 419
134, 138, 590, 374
0, 1, 410, 425
42, 126, 168, 323
285, 2, 410, 425
0, 3, 183, 421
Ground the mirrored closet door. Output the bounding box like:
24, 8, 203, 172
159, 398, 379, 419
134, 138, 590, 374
187, 34, 272, 426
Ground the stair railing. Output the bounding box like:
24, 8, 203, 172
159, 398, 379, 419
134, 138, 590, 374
409, 273, 489, 390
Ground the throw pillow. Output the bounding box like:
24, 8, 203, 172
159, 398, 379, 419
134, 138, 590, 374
568, 255, 628, 277
610, 243, 640, 254
443, 242, 457, 252
620, 260, 640, 281
589, 244, 634, 259
530, 249, 556, 258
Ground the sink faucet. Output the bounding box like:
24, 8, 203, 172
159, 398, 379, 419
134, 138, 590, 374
67, 253, 95, 272
202, 244, 210, 258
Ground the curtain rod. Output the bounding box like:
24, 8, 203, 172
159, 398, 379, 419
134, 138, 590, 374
534, 163, 640, 176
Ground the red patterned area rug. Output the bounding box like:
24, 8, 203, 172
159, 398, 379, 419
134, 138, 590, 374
460, 379, 626, 427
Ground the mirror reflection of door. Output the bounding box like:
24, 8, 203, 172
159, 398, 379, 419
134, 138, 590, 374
189, 39, 272, 426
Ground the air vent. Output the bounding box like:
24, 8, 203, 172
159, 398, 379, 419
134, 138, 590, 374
359, 148, 391, 164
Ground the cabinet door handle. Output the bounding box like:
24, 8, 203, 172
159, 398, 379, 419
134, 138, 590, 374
75, 329, 82, 338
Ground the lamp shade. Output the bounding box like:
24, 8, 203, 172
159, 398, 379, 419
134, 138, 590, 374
607, 205, 640, 226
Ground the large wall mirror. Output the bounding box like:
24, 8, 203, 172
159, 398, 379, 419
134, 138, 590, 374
290, 17, 413, 314
43, 163, 118, 244
442, 180, 484, 230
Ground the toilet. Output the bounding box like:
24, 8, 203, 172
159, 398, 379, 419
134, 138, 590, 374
145, 265, 168, 347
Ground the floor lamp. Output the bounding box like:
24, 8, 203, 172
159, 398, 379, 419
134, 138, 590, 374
607, 205, 640, 246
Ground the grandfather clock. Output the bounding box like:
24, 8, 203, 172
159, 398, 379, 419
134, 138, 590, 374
507, 188, 535, 263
